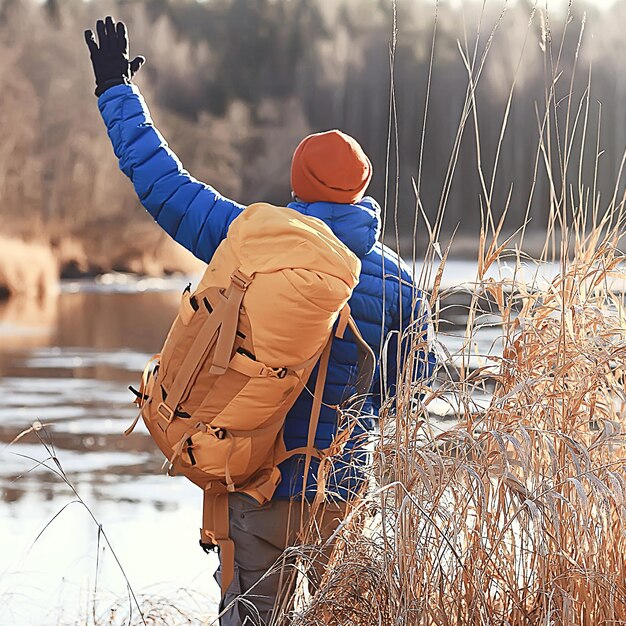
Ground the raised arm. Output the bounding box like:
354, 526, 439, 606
85, 17, 244, 263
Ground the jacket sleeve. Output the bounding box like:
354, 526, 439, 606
97, 84, 244, 263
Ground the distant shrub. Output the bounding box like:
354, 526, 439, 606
0, 235, 59, 299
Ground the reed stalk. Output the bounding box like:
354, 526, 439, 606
283, 4, 626, 625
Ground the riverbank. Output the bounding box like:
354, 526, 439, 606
0, 235, 58, 299
0, 226, 205, 300
1, 223, 569, 303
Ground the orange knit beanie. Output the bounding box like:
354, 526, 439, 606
290, 130, 373, 204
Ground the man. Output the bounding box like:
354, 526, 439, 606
84, 17, 434, 626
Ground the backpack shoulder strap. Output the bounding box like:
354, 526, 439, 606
277, 307, 376, 475
346, 316, 377, 413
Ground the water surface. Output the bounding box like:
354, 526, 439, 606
0, 262, 529, 625
0, 279, 221, 625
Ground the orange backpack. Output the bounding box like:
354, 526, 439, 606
126, 203, 375, 594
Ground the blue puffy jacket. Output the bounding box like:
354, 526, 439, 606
98, 84, 434, 500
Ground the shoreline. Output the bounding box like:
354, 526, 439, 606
0, 227, 586, 303
0, 229, 205, 301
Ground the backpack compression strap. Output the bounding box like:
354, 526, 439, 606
201, 491, 235, 594
155, 270, 253, 432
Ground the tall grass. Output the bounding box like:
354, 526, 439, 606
288, 222, 626, 626
0, 235, 58, 298
275, 3, 626, 626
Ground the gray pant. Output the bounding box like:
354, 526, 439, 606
214, 494, 345, 626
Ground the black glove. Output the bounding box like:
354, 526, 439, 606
84, 16, 145, 97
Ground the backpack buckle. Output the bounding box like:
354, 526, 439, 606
157, 402, 175, 423
273, 367, 288, 379
211, 427, 227, 440
199, 539, 218, 554
230, 270, 253, 291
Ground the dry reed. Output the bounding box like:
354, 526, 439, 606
272, 4, 626, 626
286, 220, 626, 626
0, 234, 58, 298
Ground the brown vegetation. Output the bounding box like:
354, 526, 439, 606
289, 222, 626, 626
269, 4, 626, 624
0, 234, 58, 298
52, 225, 204, 279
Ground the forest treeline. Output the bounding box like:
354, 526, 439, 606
1, 0, 625, 267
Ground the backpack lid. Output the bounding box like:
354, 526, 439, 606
228, 203, 361, 287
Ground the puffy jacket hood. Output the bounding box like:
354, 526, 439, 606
287, 196, 381, 258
